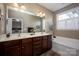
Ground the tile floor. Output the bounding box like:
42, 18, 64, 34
41, 50, 60, 56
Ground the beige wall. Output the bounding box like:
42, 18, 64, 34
55, 30, 79, 39
54, 3, 79, 39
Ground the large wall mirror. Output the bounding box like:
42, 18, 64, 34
0, 3, 53, 35
0, 8, 1, 34
0, 3, 5, 35
6, 6, 43, 34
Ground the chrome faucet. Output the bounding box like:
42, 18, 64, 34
18, 30, 21, 37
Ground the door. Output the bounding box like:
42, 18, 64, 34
0, 43, 5, 56
22, 42, 32, 56
5, 45, 20, 56
47, 35, 52, 50
21, 38, 32, 56
42, 36, 48, 53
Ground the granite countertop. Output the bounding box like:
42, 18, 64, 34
0, 32, 52, 42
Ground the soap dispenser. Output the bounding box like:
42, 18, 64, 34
6, 33, 10, 38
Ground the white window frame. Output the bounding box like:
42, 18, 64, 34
56, 7, 79, 30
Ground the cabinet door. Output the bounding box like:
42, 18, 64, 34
5, 45, 20, 56
22, 39, 32, 56
47, 35, 52, 50
0, 43, 5, 56
42, 36, 48, 52
33, 48, 41, 56
22, 42, 32, 56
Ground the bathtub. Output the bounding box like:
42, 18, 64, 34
52, 36, 79, 56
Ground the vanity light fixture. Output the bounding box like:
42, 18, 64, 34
19, 4, 26, 12
16, 19, 20, 22
14, 7, 18, 11
0, 13, 4, 20
39, 12, 42, 15
13, 3, 19, 7
20, 5, 26, 9
1, 13, 4, 16
42, 13, 45, 16
37, 13, 40, 16
20, 9, 25, 13
37, 11, 45, 17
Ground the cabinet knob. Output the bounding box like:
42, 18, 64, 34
22, 47, 24, 48
18, 48, 20, 50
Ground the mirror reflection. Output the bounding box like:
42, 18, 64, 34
6, 6, 43, 34
0, 3, 53, 36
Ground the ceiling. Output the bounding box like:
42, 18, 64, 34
38, 3, 71, 12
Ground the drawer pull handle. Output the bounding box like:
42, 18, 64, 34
22, 47, 24, 48
18, 48, 20, 50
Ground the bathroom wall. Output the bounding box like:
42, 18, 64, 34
54, 3, 79, 39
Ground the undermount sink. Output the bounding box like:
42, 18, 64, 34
30, 33, 35, 35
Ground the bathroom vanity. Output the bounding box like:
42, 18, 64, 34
0, 5, 53, 56
0, 33, 52, 56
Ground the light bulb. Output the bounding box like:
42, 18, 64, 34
21, 5, 26, 9
14, 8, 18, 11
13, 3, 18, 7
42, 13, 45, 16
16, 19, 20, 22
39, 12, 42, 15
37, 14, 40, 16
1, 13, 4, 16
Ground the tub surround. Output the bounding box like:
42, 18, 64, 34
53, 36, 79, 50
52, 36, 79, 56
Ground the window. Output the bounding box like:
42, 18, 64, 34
57, 7, 79, 30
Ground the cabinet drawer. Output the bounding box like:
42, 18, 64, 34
0, 42, 3, 47
33, 43, 41, 47
33, 48, 41, 51
3, 40, 20, 48
47, 35, 52, 39
33, 37, 42, 42
22, 42, 32, 47
43, 36, 48, 40
22, 38, 32, 43
5, 45, 20, 56
33, 45, 41, 49
22, 42, 32, 56
0, 42, 4, 56
33, 41, 41, 44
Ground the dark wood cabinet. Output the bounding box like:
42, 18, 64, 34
0, 42, 4, 56
42, 36, 48, 53
21, 38, 32, 56
47, 35, 52, 50
33, 37, 42, 55
3, 40, 21, 56
3, 40, 20, 48
42, 35, 52, 53
0, 35, 52, 56
5, 45, 20, 56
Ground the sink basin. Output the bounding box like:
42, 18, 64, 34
30, 33, 35, 35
